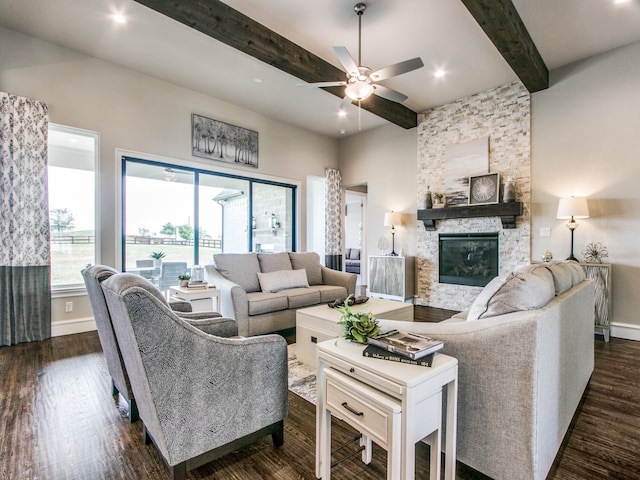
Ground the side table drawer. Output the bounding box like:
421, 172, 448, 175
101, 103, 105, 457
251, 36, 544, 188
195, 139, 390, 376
324, 368, 400, 449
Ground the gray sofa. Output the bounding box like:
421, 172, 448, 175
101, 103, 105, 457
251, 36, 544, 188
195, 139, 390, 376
205, 252, 356, 337
377, 260, 595, 480
345, 247, 360, 274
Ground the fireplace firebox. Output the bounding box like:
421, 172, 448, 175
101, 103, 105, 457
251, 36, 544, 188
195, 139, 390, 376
439, 233, 498, 287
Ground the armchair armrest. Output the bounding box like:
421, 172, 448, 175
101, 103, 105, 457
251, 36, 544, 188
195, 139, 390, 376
169, 300, 192, 313
184, 316, 238, 337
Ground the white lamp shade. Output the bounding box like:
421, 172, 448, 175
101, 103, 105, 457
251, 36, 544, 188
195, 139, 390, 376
384, 211, 402, 226
345, 81, 374, 101
557, 197, 589, 219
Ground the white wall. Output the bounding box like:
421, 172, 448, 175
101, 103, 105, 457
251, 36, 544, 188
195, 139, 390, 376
339, 124, 418, 266
0, 26, 339, 331
531, 41, 640, 337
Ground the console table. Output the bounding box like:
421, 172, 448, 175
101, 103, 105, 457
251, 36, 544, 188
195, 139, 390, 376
368, 255, 415, 302
316, 338, 458, 480
579, 263, 612, 342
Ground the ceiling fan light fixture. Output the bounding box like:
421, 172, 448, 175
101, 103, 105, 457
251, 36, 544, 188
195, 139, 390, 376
345, 81, 374, 101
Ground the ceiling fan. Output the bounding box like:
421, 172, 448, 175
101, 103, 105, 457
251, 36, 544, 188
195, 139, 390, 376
299, 2, 424, 113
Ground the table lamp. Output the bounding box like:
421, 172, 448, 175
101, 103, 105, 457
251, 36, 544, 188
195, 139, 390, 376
383, 211, 402, 256
556, 196, 589, 261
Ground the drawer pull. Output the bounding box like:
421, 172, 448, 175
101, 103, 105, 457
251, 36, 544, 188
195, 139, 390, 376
341, 402, 364, 416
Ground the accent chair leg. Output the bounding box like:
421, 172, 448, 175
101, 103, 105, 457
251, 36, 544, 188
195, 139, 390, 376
271, 420, 284, 447
143, 424, 152, 445
170, 462, 187, 480
129, 398, 139, 423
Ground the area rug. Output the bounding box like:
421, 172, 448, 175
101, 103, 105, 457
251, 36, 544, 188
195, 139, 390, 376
287, 343, 316, 405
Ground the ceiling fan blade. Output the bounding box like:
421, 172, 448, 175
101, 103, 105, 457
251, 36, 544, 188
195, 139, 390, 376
370, 57, 424, 82
297, 81, 347, 88
372, 85, 408, 104
333, 46, 359, 76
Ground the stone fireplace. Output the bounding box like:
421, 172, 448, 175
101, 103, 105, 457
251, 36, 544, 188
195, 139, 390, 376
416, 82, 531, 311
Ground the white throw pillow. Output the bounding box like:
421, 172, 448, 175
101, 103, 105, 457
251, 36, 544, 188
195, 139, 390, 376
467, 266, 555, 321
545, 261, 574, 295
257, 269, 309, 293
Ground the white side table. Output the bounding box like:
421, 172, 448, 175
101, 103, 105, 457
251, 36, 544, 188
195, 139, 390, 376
168, 286, 220, 312
316, 338, 458, 480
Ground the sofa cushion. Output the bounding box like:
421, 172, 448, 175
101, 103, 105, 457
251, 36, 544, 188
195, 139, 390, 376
545, 262, 574, 295
213, 253, 261, 293
246, 291, 289, 315
257, 269, 309, 293
308, 284, 349, 303
348, 248, 360, 260
257, 252, 293, 273
281, 287, 321, 309
562, 260, 586, 285
289, 252, 323, 285
467, 265, 555, 321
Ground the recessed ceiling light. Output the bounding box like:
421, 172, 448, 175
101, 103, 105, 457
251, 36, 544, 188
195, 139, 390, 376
338, 110, 347, 117
253, 78, 263, 84
434, 69, 446, 78
339, 129, 346, 135
113, 14, 127, 24
614, 0, 630, 4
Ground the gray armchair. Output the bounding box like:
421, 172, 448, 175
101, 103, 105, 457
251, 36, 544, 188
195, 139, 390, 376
101, 273, 288, 480
82, 265, 224, 422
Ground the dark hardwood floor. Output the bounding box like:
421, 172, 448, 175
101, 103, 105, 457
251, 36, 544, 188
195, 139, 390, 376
1, 306, 639, 479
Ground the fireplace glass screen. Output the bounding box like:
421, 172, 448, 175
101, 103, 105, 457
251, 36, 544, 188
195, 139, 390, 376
439, 233, 499, 287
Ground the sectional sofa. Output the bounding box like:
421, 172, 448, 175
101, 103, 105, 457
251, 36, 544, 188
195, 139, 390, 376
376, 260, 595, 480
205, 252, 356, 337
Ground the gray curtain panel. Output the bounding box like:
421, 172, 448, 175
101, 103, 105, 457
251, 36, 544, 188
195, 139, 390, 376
324, 168, 343, 271
0, 92, 51, 346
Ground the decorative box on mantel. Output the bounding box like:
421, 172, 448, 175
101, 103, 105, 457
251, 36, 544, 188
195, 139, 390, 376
417, 202, 523, 231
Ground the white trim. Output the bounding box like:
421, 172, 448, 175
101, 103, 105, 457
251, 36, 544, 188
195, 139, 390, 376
51, 287, 87, 299
51, 317, 96, 337
610, 322, 640, 341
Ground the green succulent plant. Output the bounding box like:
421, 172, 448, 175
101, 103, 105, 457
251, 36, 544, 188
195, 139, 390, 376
336, 295, 380, 343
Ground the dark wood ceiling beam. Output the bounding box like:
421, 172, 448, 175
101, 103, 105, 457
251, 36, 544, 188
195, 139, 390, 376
134, 0, 418, 129
460, 0, 549, 92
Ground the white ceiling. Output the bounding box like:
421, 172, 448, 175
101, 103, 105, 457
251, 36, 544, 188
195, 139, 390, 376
1, 0, 639, 137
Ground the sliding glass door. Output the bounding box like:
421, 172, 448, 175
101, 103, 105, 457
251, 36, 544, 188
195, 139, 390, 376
122, 157, 296, 287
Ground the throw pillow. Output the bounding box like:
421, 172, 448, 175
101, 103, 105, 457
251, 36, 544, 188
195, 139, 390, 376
467, 266, 555, 321
257, 269, 309, 293
545, 261, 573, 295
213, 253, 261, 293
257, 252, 293, 273
562, 260, 586, 285
289, 252, 323, 285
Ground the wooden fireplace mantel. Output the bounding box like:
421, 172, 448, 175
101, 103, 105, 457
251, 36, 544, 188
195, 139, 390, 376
417, 202, 523, 231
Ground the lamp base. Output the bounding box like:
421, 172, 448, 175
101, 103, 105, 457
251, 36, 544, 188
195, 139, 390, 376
566, 254, 578, 262
388, 252, 398, 256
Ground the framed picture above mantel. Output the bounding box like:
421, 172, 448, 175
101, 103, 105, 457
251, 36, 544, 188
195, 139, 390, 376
191, 113, 259, 168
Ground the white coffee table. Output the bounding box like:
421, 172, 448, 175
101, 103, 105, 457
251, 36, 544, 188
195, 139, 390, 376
296, 297, 413, 368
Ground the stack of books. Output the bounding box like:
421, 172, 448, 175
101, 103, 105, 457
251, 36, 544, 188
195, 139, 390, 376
363, 330, 444, 367
186, 281, 210, 289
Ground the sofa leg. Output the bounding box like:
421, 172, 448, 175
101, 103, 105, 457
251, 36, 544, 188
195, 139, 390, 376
271, 420, 284, 447
170, 462, 187, 480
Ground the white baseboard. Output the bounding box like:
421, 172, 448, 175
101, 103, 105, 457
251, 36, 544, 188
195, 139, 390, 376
51, 317, 96, 337
611, 322, 640, 341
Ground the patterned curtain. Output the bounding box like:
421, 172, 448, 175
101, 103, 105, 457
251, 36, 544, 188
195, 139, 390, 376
325, 168, 344, 271
0, 92, 51, 346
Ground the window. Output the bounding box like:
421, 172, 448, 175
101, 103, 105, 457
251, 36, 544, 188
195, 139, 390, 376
48, 124, 99, 288
122, 157, 296, 289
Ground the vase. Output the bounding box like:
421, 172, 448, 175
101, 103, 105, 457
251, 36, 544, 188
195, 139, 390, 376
425, 190, 433, 209
503, 178, 516, 203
